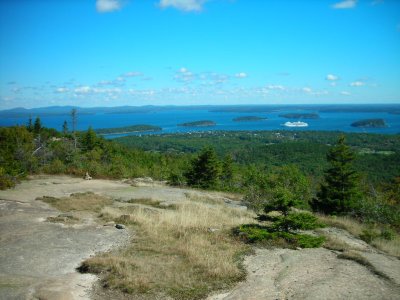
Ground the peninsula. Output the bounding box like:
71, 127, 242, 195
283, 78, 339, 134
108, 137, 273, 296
94, 124, 162, 135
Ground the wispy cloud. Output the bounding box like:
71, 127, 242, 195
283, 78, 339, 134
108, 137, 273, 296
74, 86, 92, 94
350, 81, 365, 87
55, 87, 69, 93
96, 0, 122, 13
302, 87, 312, 93
235, 72, 248, 79
332, 0, 357, 9
326, 74, 339, 81
266, 85, 286, 91
340, 91, 351, 95
159, 0, 207, 12
123, 71, 143, 77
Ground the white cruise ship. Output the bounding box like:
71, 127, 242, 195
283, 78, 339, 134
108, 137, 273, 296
283, 121, 309, 127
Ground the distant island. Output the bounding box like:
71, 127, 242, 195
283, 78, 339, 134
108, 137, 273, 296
178, 120, 216, 127
94, 124, 162, 135
233, 116, 267, 122
351, 119, 387, 128
279, 113, 319, 119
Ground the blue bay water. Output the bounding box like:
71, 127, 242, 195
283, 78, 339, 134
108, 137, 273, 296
1, 109, 399, 137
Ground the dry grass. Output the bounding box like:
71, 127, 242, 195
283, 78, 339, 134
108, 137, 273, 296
322, 235, 352, 252
316, 214, 364, 237
338, 250, 391, 280
372, 237, 400, 257
317, 213, 400, 257
80, 198, 256, 299
37, 192, 113, 212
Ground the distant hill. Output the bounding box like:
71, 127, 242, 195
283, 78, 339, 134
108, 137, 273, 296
279, 113, 319, 119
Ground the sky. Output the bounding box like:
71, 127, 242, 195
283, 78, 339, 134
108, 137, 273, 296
0, 0, 399, 109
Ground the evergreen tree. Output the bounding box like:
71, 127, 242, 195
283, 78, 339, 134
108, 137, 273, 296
27, 115, 33, 132
83, 126, 97, 151
220, 154, 234, 187
62, 120, 68, 135
312, 135, 361, 214
33, 117, 42, 134
185, 147, 221, 189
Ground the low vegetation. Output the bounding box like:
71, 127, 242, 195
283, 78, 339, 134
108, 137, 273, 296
36, 192, 113, 213
78, 196, 255, 299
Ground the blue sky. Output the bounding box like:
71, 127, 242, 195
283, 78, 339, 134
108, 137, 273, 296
0, 0, 399, 108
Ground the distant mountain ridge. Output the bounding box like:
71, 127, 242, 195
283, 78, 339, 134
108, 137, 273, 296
1, 104, 400, 118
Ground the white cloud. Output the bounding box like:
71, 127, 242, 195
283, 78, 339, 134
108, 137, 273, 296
350, 81, 365, 87
179, 67, 188, 73
55, 87, 69, 93
159, 0, 207, 12
267, 85, 285, 91
74, 86, 92, 94
326, 74, 339, 81
340, 91, 351, 95
302, 87, 312, 93
124, 71, 143, 77
332, 0, 357, 9
98, 80, 113, 86
235, 72, 248, 79
96, 0, 122, 13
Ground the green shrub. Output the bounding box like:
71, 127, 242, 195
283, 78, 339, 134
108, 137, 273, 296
272, 212, 325, 232
235, 224, 325, 248
360, 228, 379, 243
380, 228, 395, 241
295, 234, 325, 248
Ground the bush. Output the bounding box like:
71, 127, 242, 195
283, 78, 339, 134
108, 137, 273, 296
359, 228, 379, 243
271, 212, 325, 232
380, 228, 396, 241
235, 224, 325, 248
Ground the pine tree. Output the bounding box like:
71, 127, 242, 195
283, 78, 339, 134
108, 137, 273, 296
33, 117, 42, 134
220, 154, 234, 187
312, 135, 361, 214
27, 115, 33, 132
62, 120, 68, 135
185, 147, 221, 189
83, 126, 97, 151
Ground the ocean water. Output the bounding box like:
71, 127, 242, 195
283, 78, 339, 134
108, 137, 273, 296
1, 108, 399, 137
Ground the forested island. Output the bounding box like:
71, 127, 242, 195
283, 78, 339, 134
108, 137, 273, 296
279, 113, 319, 119
233, 116, 267, 122
94, 124, 162, 134
178, 120, 216, 127
351, 119, 387, 128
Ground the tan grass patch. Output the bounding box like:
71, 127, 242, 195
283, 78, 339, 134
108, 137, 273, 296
316, 214, 364, 237
37, 192, 112, 212
80, 198, 255, 299
322, 235, 351, 252
372, 237, 400, 257
317, 213, 400, 257
337, 250, 391, 280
